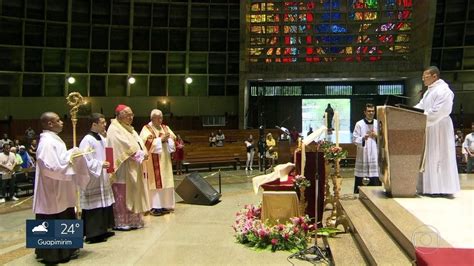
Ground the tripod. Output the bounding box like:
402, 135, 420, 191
289, 151, 331, 264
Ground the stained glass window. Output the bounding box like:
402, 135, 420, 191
247, 0, 413, 63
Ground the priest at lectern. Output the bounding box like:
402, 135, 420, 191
415, 66, 460, 198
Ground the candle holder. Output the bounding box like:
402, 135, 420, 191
325, 159, 349, 231
298, 186, 308, 215
323, 159, 334, 210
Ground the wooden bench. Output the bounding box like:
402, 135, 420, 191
177, 129, 281, 146
0, 170, 35, 197
340, 143, 357, 167
183, 154, 241, 172
14, 171, 35, 196
183, 143, 247, 172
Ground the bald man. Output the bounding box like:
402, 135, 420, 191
33, 112, 89, 264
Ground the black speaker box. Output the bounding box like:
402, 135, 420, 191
175, 172, 221, 205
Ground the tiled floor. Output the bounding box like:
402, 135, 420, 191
0, 168, 472, 265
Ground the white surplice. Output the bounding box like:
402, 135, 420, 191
33, 130, 90, 215
353, 119, 379, 178
79, 133, 115, 210
414, 79, 460, 194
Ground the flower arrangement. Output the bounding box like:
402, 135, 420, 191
317, 140, 348, 161
232, 204, 315, 252
293, 175, 311, 190
324, 145, 348, 161
317, 140, 333, 153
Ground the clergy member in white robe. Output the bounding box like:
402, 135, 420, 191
33, 112, 89, 264
414, 66, 460, 197
353, 103, 381, 193
79, 113, 115, 243
140, 109, 176, 216
107, 104, 149, 231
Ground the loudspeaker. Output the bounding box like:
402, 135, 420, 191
175, 172, 221, 205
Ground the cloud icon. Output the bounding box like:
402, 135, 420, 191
32, 222, 48, 233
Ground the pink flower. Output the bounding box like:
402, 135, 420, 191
271, 238, 279, 245
293, 227, 299, 234
290, 217, 299, 225
302, 223, 309, 231
298, 217, 304, 224
284, 233, 289, 240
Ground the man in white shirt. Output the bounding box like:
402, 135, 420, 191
463, 122, 474, 173
0, 133, 13, 151
216, 129, 225, 147
0, 143, 18, 203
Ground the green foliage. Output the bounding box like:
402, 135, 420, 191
293, 175, 311, 189
317, 227, 344, 237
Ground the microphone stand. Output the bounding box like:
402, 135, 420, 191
289, 150, 330, 264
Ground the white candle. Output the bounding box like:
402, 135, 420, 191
325, 112, 328, 129
335, 111, 340, 147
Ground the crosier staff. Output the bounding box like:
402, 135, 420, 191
66, 92, 84, 147
66, 92, 84, 218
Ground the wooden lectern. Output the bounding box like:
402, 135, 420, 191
278, 139, 291, 164
294, 151, 325, 224
377, 105, 426, 197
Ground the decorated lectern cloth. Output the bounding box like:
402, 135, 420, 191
79, 133, 115, 210
107, 119, 150, 213
140, 122, 176, 209
252, 162, 295, 194
352, 119, 379, 178
414, 79, 460, 194
33, 130, 90, 215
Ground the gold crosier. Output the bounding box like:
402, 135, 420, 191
66, 92, 83, 218
66, 92, 84, 147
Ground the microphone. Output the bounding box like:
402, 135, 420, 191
384, 94, 412, 106
276, 126, 290, 135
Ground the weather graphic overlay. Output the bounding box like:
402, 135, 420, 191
26, 220, 84, 249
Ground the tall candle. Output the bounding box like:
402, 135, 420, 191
325, 112, 328, 129
335, 111, 340, 147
